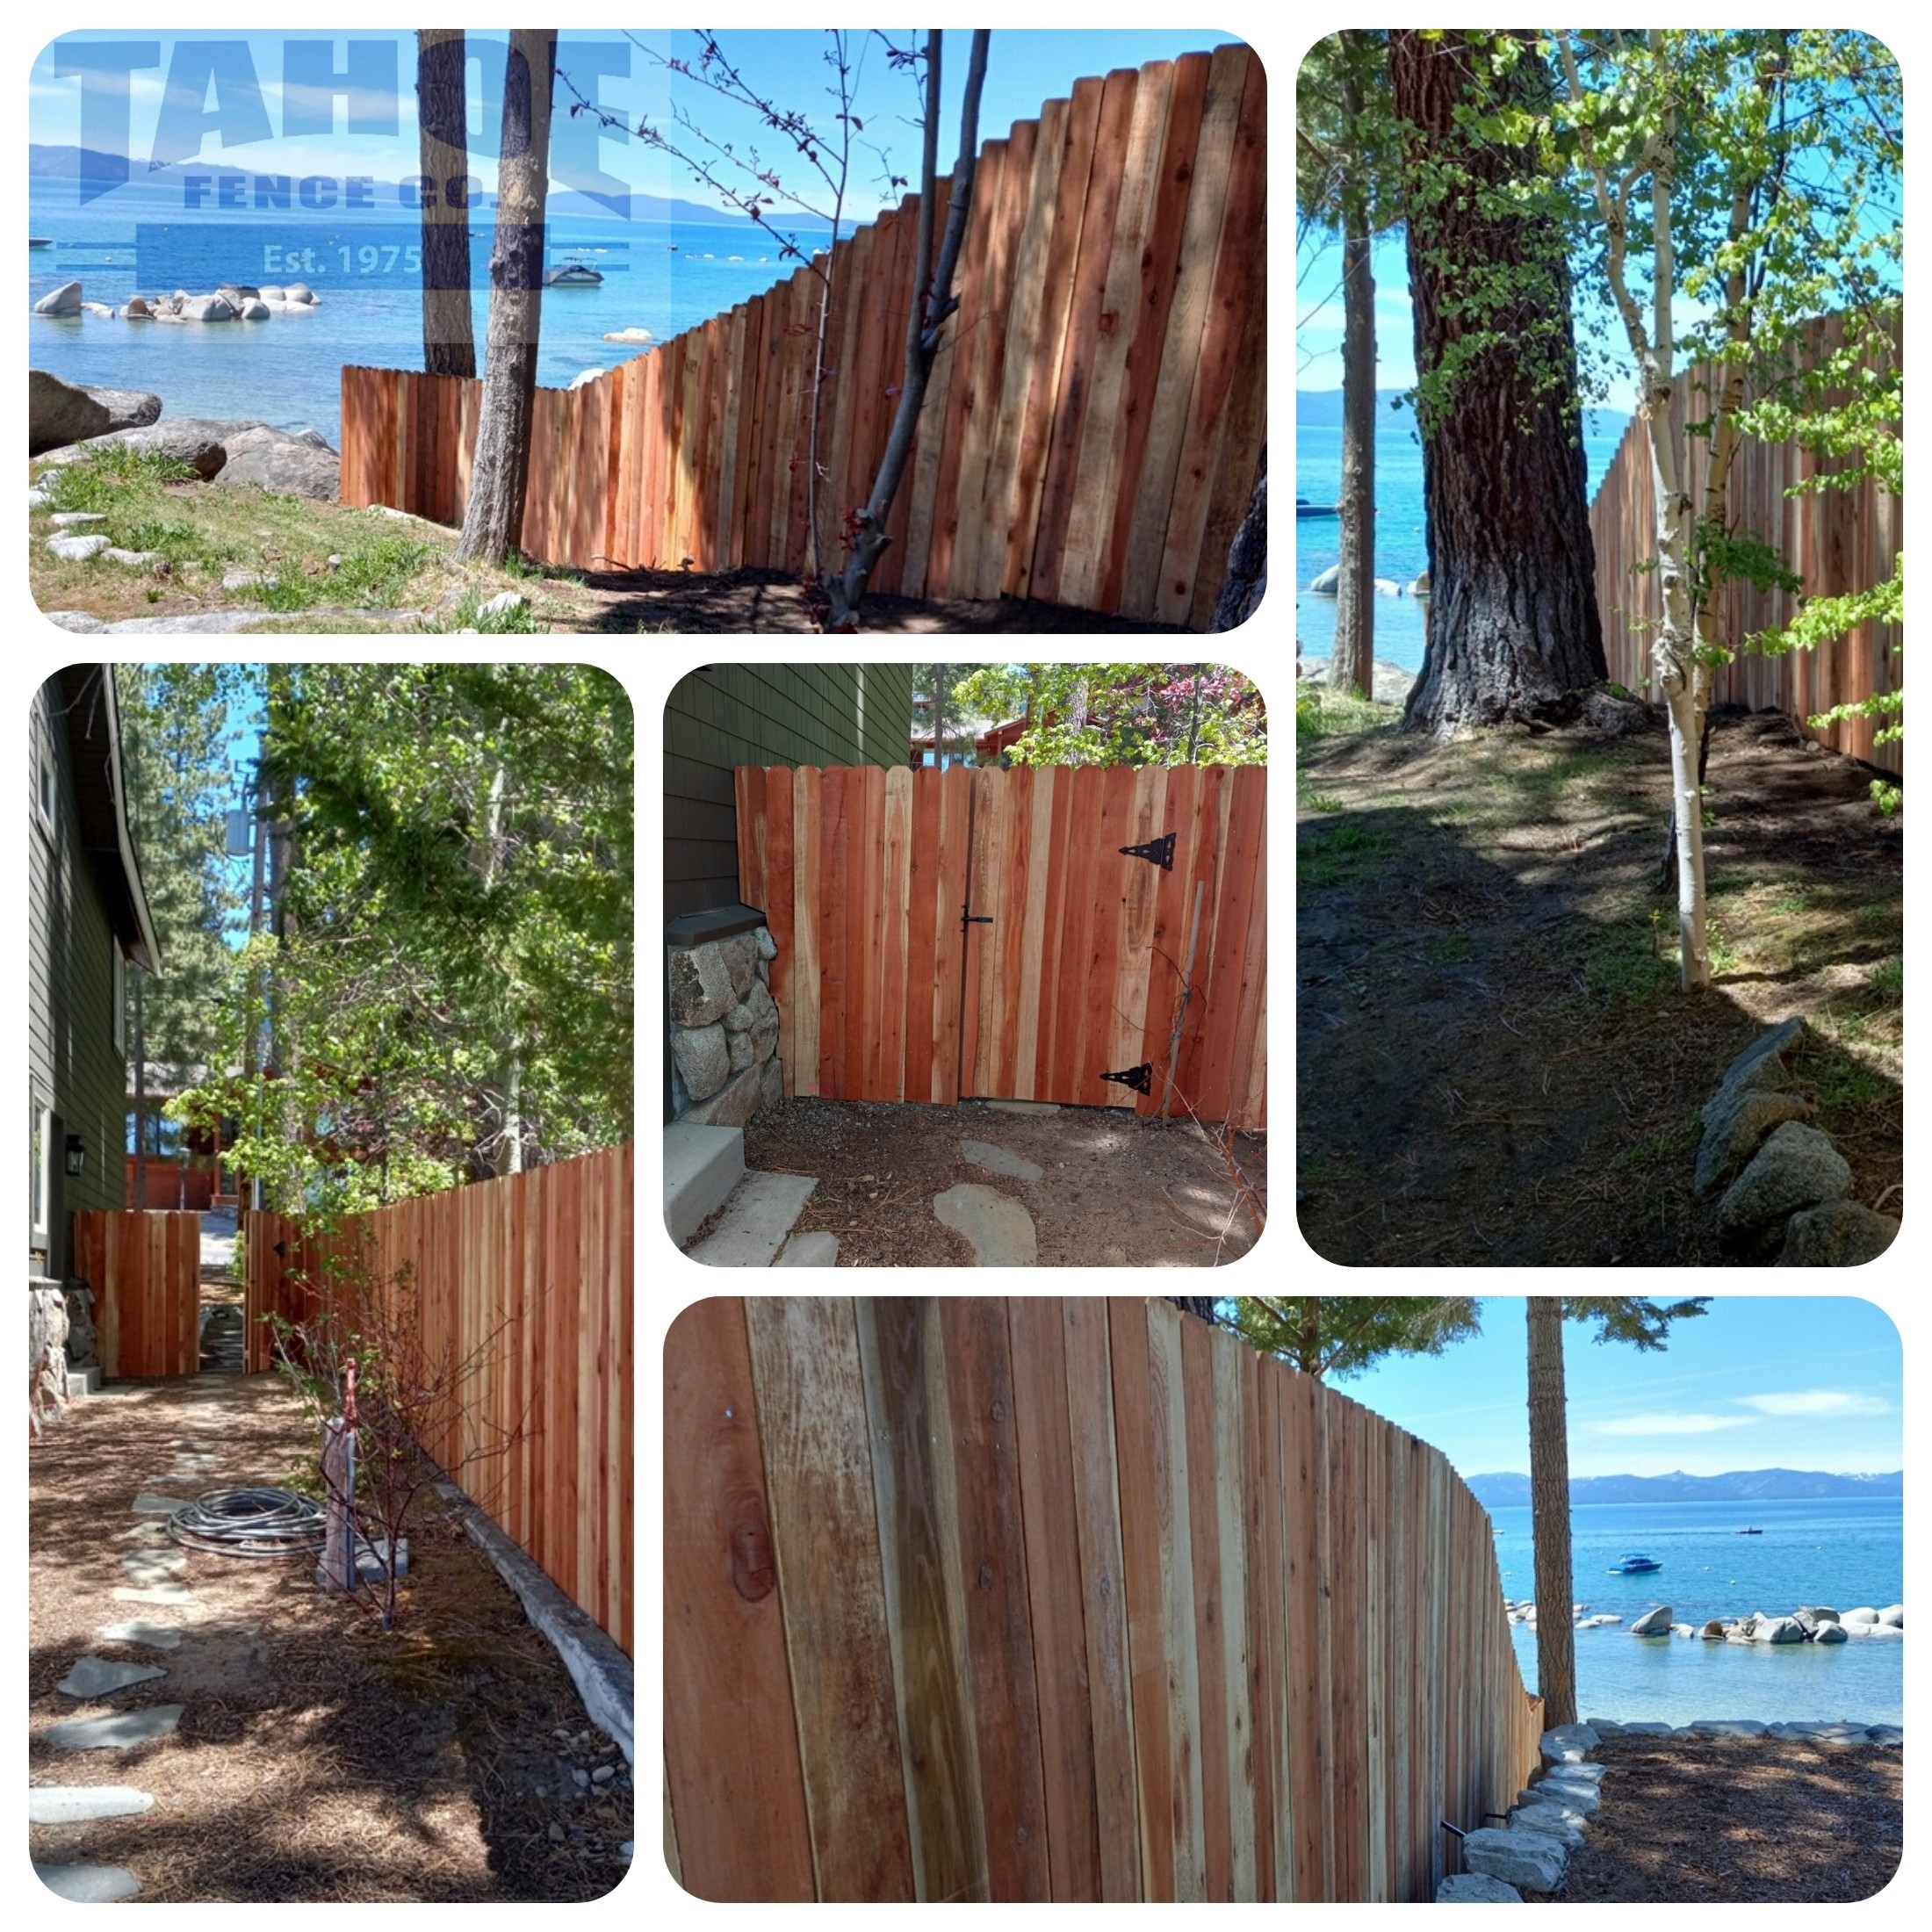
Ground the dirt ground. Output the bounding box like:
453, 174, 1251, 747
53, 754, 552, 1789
731, 1096, 1266, 1266
1519, 1733, 1902, 1902
1296, 696, 1903, 1265
29, 1371, 632, 1902
550, 563, 1195, 633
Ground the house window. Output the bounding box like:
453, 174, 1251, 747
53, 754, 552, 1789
30, 1091, 53, 1253
112, 951, 127, 1053
35, 731, 56, 837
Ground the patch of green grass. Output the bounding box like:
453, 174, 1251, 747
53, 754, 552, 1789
37, 445, 198, 512
1298, 820, 1393, 890
1614, 1128, 1683, 1166
416, 587, 545, 634
1868, 956, 1903, 1000
1295, 685, 1388, 743
1304, 793, 1345, 815
1422, 932, 1474, 964
1581, 919, 1675, 1006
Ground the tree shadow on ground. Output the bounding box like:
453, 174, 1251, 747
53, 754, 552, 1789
1296, 710, 1901, 1266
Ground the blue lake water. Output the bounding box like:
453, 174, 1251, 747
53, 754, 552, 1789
29, 201, 830, 447
1294, 413, 1628, 674
1487, 1496, 1903, 1727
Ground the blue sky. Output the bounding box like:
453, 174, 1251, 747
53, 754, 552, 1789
33, 28, 1245, 226
1330, 1298, 1903, 1481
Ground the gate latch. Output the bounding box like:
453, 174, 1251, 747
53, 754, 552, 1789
1099, 1063, 1153, 1096
1120, 832, 1175, 870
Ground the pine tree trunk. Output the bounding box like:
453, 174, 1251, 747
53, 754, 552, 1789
1211, 460, 1265, 631
1390, 31, 1606, 732
1527, 1297, 1577, 1730
457, 29, 556, 565
1330, 47, 1375, 698
417, 30, 476, 380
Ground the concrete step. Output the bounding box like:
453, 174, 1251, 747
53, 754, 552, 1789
774, 1231, 840, 1266
65, 1366, 101, 1399
690, 1172, 818, 1267
664, 1123, 745, 1245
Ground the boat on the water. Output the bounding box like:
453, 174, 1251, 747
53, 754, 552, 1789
1736, 1527, 1763, 1534
544, 260, 603, 286
29, 237, 53, 248
1608, 1553, 1662, 1574
1295, 496, 1340, 519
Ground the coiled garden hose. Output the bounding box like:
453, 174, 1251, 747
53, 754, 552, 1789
168, 1487, 327, 1559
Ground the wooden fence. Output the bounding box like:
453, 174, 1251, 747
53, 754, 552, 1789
665, 1296, 1542, 1902
341, 44, 1266, 627
1589, 311, 1902, 771
245, 1144, 633, 1654
733, 763, 1265, 1127
72, 1209, 201, 1379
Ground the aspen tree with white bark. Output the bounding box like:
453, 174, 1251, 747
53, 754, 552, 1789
1550, 29, 1901, 985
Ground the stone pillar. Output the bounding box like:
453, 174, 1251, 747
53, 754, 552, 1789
29, 1276, 70, 1433
667, 923, 783, 1128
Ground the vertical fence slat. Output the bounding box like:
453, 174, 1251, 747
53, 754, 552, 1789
663, 1297, 816, 1901
744, 1295, 917, 1900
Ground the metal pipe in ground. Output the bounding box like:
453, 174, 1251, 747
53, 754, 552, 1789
1159, 878, 1208, 1119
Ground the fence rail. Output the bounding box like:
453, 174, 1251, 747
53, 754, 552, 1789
341, 45, 1265, 627
244, 1144, 633, 1654
665, 1296, 1541, 1902
71, 1209, 201, 1378
733, 763, 1265, 1127
1589, 311, 1902, 771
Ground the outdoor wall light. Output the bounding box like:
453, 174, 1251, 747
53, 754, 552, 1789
64, 1133, 85, 1179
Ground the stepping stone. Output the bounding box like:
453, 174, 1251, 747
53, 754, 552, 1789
46, 1705, 184, 1750
112, 1585, 196, 1606
29, 1786, 155, 1824
932, 1184, 1037, 1266
117, 1521, 173, 1545
56, 1657, 168, 1698
32, 1863, 141, 1902
98, 1621, 182, 1651
130, 1493, 194, 1515
960, 1138, 1045, 1183
122, 1552, 187, 1582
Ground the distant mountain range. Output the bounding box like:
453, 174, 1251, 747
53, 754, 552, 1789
1297, 386, 1628, 443
1467, 1468, 1903, 1508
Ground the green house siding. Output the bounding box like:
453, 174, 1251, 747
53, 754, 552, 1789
28, 680, 140, 1275
663, 664, 915, 920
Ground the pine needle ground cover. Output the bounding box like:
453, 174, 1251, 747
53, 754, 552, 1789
29, 1374, 631, 1902
1296, 698, 1901, 1265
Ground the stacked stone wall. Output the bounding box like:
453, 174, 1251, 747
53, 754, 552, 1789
668, 925, 782, 1128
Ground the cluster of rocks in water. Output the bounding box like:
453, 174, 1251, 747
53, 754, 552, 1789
1438, 1716, 1902, 1902
1691, 1018, 1897, 1264
32, 278, 321, 323
667, 924, 784, 1130
1505, 1597, 1903, 1644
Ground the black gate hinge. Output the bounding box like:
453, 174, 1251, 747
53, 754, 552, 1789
1099, 1063, 1153, 1095
1120, 832, 1175, 870
961, 900, 993, 935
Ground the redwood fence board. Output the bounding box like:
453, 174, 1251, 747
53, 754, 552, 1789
338, 48, 1264, 625
665, 1297, 1542, 1903
72, 1209, 199, 1379
244, 1145, 631, 1654
1589, 310, 1901, 770
738, 763, 1265, 1126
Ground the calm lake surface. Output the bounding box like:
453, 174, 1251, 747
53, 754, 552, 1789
1294, 412, 1628, 674
29, 203, 829, 447
1489, 1496, 1903, 1726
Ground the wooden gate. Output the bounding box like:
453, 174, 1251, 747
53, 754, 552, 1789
71, 1210, 201, 1378
733, 764, 1265, 1126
